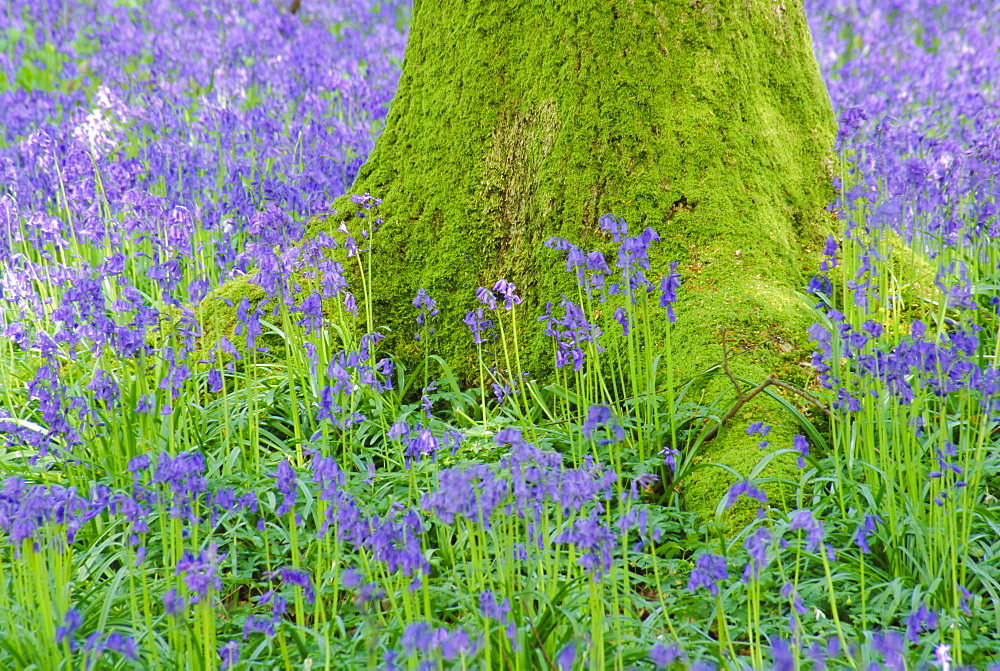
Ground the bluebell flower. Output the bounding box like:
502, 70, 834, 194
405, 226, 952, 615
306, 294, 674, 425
279, 567, 315, 603
871, 631, 905, 671
659, 261, 682, 322
175, 543, 224, 604
556, 642, 576, 671
555, 508, 616, 578
492, 279, 522, 309
582, 404, 624, 444
412, 287, 439, 336
788, 509, 825, 551
341, 568, 363, 588
905, 603, 938, 643
270, 460, 297, 516
600, 213, 628, 241
793, 434, 810, 468
742, 527, 773, 582
661, 446, 680, 473
613, 306, 629, 335
769, 637, 795, 671
163, 588, 186, 616
479, 590, 507, 618
219, 641, 240, 669
687, 552, 728, 595
463, 308, 493, 344
475, 286, 497, 310
649, 642, 683, 669
724, 479, 767, 510
854, 514, 882, 554
55, 609, 82, 646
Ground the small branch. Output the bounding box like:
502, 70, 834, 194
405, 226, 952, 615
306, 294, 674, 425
769, 378, 834, 419
698, 374, 776, 445
697, 327, 834, 445
720, 326, 744, 403
522, 596, 558, 670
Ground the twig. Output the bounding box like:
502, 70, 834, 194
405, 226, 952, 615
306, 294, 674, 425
521, 596, 558, 670
720, 326, 744, 402
769, 378, 834, 419
696, 328, 834, 445
698, 374, 776, 445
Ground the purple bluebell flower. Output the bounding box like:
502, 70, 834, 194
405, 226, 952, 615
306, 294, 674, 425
405, 427, 440, 463
781, 582, 808, 615
388, 421, 411, 441
556, 508, 616, 578
871, 631, 905, 671
219, 641, 240, 669
412, 287, 439, 338
659, 261, 682, 322
207, 368, 224, 393
55, 609, 82, 646
175, 544, 224, 604
958, 584, 973, 616
793, 434, 810, 468
807, 273, 833, 298
480, 590, 511, 623
724, 479, 767, 509
630, 473, 659, 499
342, 568, 363, 588
475, 286, 498, 310
463, 308, 493, 344
556, 642, 576, 671
649, 642, 683, 669
600, 213, 628, 241
662, 446, 680, 473
613, 306, 629, 335
270, 460, 297, 516
905, 603, 938, 643
862, 320, 883, 338
853, 514, 882, 554
742, 527, 773, 582
494, 427, 529, 449
103, 632, 138, 660
279, 567, 315, 604
153, 451, 207, 520
401, 623, 433, 653
492, 279, 522, 309
422, 465, 508, 528
420, 382, 437, 418
770, 637, 795, 671
687, 552, 728, 595
163, 588, 186, 616
788, 509, 825, 551
582, 404, 624, 444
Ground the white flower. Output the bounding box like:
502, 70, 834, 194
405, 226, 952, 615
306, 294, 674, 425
71, 86, 125, 156
934, 642, 951, 671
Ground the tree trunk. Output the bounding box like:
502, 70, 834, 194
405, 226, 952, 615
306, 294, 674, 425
204, 0, 836, 519
318, 0, 834, 371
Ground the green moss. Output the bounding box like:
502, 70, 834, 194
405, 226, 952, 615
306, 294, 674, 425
198, 275, 275, 361
310, 0, 835, 383
206, 0, 838, 521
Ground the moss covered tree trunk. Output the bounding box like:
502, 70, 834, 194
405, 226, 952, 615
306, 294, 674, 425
206, 0, 837, 518
322, 0, 834, 369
